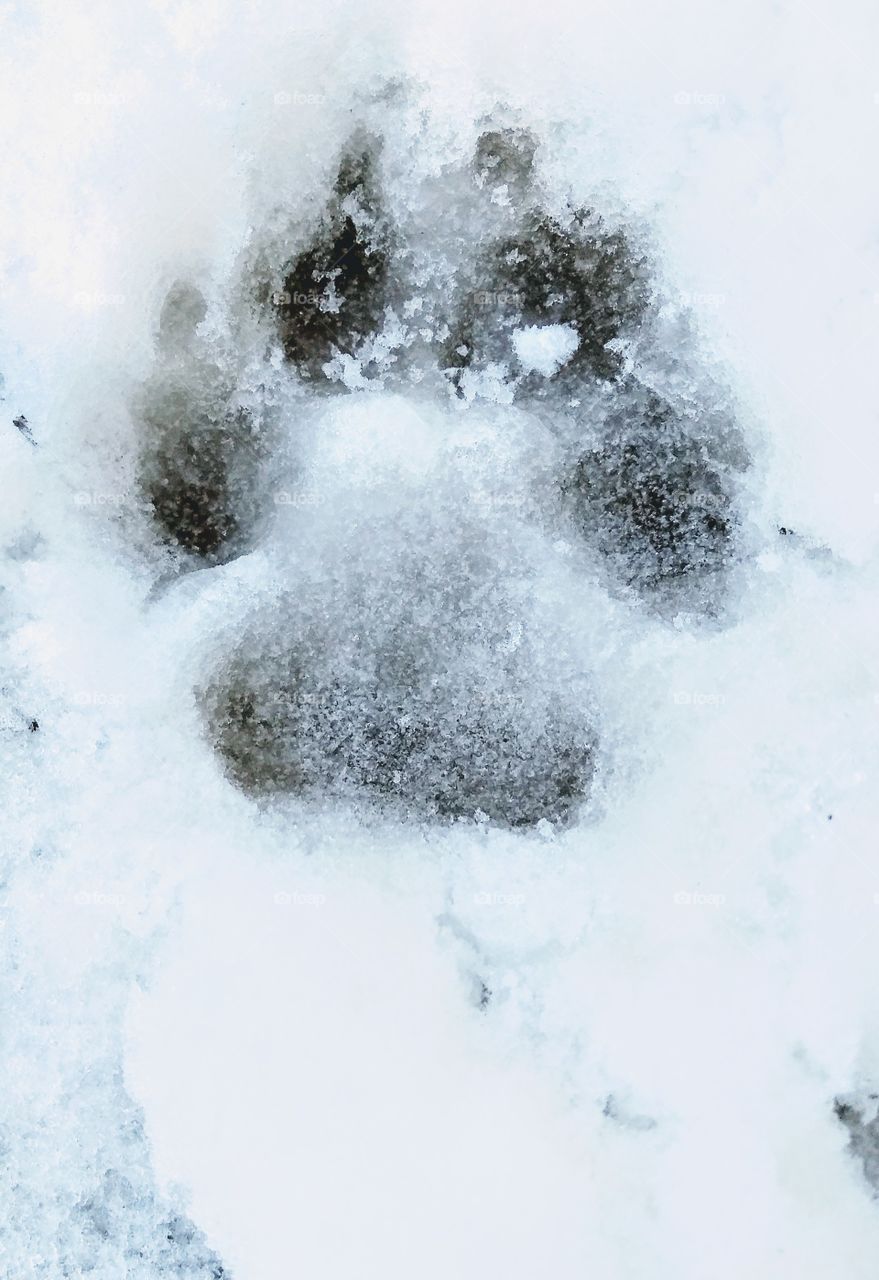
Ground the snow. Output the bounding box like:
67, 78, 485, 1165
512, 322, 580, 376
1, 0, 878, 1277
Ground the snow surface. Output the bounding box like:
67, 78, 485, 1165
1, 1, 879, 1278
512, 322, 580, 376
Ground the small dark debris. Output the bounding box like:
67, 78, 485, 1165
12, 415, 36, 446
28, 719, 38, 732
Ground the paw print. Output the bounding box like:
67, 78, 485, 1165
133, 119, 750, 828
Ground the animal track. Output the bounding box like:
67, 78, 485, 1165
444, 206, 649, 388
199, 529, 595, 825
271, 137, 393, 381
133, 119, 750, 826
562, 385, 744, 589
136, 283, 275, 566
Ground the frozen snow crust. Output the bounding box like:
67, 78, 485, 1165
2, 12, 879, 1280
